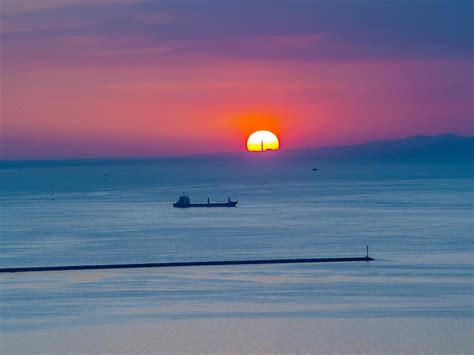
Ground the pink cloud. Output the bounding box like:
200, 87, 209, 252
2, 51, 472, 159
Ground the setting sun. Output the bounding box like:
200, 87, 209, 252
247, 130, 280, 152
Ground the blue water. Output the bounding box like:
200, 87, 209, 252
0, 156, 473, 353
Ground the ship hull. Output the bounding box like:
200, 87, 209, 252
173, 201, 237, 208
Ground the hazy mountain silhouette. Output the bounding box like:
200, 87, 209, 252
283, 134, 473, 161
1, 134, 472, 167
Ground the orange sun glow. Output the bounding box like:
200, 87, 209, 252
247, 130, 280, 152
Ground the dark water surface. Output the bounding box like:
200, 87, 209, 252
1, 157, 472, 353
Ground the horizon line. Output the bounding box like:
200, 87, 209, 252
0, 132, 471, 163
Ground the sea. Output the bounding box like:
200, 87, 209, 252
0, 155, 472, 354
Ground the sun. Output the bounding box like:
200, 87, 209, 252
247, 130, 280, 152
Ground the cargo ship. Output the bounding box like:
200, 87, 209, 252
173, 195, 238, 208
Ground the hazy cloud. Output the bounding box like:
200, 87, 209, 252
1, 0, 140, 16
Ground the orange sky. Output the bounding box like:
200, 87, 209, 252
1, 1, 472, 159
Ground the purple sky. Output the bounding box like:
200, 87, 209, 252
1, 0, 473, 159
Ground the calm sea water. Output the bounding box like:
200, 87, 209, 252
1, 156, 473, 353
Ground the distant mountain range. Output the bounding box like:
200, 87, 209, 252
282, 134, 473, 161
1, 134, 472, 165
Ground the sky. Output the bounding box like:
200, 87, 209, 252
1, 0, 473, 159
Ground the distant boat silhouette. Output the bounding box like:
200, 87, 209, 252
173, 195, 238, 208
312, 167, 318, 171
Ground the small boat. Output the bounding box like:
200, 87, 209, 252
173, 195, 238, 208
312, 167, 318, 171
